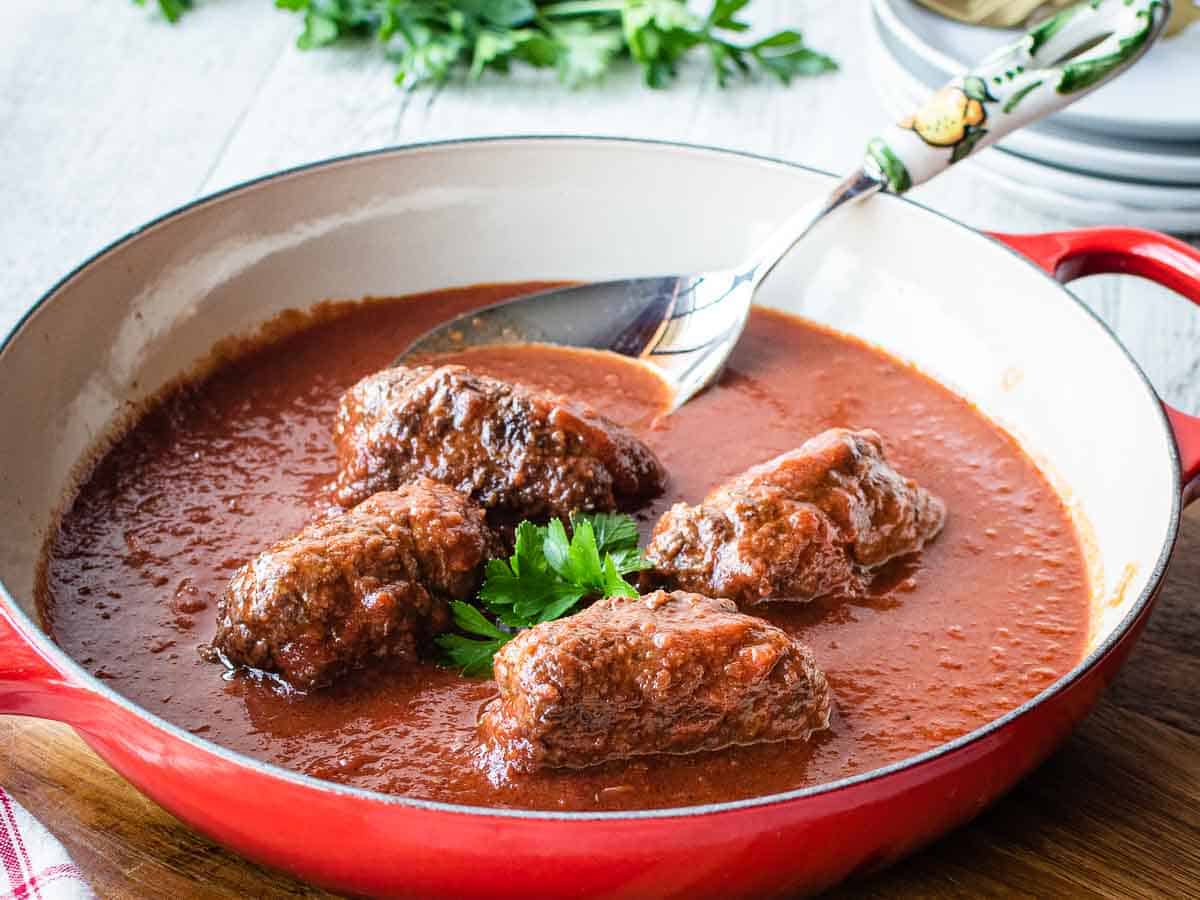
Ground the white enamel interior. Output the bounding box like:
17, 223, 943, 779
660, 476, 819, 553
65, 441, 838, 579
0, 138, 1177, 669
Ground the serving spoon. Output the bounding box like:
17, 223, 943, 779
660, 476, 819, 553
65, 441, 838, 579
401, 0, 1169, 411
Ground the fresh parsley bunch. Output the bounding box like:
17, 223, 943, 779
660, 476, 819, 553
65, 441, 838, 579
135, 0, 836, 89
436, 511, 648, 675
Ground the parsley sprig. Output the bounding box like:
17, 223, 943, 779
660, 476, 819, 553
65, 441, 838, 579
436, 512, 647, 676
134, 0, 836, 90
134, 0, 193, 22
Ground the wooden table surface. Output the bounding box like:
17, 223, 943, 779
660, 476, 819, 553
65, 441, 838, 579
2, 2, 1199, 897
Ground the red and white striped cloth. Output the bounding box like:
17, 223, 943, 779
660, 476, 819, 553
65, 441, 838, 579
0, 789, 91, 900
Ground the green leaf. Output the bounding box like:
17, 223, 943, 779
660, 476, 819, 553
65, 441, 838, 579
535, 585, 590, 622
543, 518, 572, 577
476, 560, 520, 606
950, 126, 987, 164
436, 633, 507, 677
707, 0, 751, 31
620, 0, 702, 87
624, 0, 698, 37
512, 521, 546, 574
438, 602, 513, 676
750, 31, 837, 85
1002, 79, 1042, 115
448, 600, 510, 640
468, 0, 537, 28
608, 546, 651, 575
479, 583, 524, 617
479, 561, 560, 627
510, 572, 578, 618
574, 511, 640, 555
472, 29, 521, 78
553, 21, 624, 87
602, 555, 639, 598
565, 519, 603, 585
601, 554, 624, 596
393, 31, 470, 87
962, 75, 994, 103
158, 0, 193, 22
298, 13, 340, 49
1026, 3, 1078, 56
514, 32, 559, 68
574, 512, 648, 573
133, 0, 193, 23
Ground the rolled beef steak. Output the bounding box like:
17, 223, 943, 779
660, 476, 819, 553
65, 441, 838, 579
646, 428, 946, 605
214, 478, 499, 691
479, 590, 832, 774
332, 364, 666, 520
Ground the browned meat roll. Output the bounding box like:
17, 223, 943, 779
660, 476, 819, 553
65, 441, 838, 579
646, 428, 946, 605
214, 478, 498, 691
479, 590, 832, 774
332, 364, 666, 521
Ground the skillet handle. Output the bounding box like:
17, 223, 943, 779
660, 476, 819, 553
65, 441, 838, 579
0, 603, 94, 722
991, 227, 1200, 500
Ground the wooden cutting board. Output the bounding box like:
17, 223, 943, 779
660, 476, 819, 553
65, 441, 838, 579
4, 506, 1200, 899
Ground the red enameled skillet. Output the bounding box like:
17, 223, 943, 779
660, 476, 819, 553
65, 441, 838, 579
1, 138, 1199, 897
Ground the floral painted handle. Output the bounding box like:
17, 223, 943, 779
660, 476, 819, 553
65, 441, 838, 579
748, 0, 1169, 300
866, 0, 1171, 193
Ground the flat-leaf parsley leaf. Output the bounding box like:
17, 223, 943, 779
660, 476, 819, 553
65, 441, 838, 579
133, 0, 193, 23
436, 601, 512, 676
435, 511, 648, 675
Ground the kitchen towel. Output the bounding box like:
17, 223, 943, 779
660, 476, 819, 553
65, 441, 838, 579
0, 788, 91, 900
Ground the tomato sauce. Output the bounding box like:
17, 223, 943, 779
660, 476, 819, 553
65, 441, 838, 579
40, 284, 1090, 811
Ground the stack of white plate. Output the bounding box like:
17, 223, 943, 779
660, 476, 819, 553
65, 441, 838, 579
868, 0, 1200, 232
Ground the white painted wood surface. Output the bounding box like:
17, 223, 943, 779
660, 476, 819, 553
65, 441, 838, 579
1, 0, 1197, 410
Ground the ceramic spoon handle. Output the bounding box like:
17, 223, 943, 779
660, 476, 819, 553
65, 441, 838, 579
750, 0, 1170, 284
866, 0, 1172, 193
